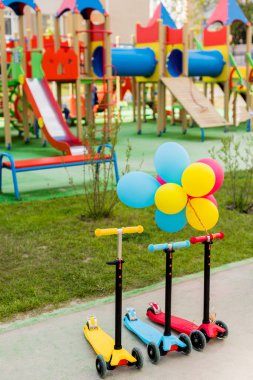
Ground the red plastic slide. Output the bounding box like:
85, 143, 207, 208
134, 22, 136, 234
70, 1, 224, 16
24, 78, 85, 155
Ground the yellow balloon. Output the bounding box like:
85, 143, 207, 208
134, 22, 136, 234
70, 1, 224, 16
155, 183, 187, 214
186, 198, 219, 231
182, 163, 215, 197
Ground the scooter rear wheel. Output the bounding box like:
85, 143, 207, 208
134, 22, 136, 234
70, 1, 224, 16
132, 347, 144, 369
147, 342, 160, 364
190, 330, 206, 351
96, 355, 107, 379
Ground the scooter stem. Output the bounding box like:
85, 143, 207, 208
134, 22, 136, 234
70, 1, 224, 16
97, 226, 144, 352
115, 259, 123, 349
164, 248, 173, 336
106, 258, 124, 350
114, 230, 123, 349
203, 241, 212, 324
190, 233, 224, 325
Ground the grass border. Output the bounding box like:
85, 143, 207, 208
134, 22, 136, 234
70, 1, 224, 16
1, 257, 252, 335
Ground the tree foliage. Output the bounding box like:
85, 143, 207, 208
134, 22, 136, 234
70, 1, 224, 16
151, 0, 216, 28
187, 0, 216, 31
231, 3, 253, 44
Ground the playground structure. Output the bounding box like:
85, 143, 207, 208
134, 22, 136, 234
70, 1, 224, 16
0, 0, 252, 153
132, 0, 253, 137
0, 0, 115, 151
203, 0, 252, 129
0, 0, 42, 149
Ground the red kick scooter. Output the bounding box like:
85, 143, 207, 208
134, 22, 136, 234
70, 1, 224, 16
147, 232, 228, 351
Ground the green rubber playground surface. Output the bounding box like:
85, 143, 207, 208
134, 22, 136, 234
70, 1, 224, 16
0, 119, 249, 203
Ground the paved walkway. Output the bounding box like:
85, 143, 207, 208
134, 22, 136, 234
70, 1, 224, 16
0, 259, 253, 380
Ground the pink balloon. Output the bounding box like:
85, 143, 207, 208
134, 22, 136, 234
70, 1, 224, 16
156, 175, 167, 185
204, 194, 218, 207
197, 158, 224, 195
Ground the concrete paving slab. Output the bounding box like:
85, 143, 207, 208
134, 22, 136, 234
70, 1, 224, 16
0, 259, 253, 380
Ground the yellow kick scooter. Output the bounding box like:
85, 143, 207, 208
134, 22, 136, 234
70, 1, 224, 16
84, 225, 144, 378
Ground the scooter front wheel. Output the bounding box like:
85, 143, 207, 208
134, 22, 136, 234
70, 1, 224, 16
200, 328, 210, 343
190, 330, 206, 351
132, 347, 144, 369
215, 320, 229, 339
147, 342, 160, 364
96, 355, 107, 379
178, 333, 192, 355
159, 343, 168, 357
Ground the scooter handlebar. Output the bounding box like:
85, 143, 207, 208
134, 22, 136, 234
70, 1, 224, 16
122, 225, 144, 234
190, 232, 225, 244
95, 225, 144, 237
148, 240, 191, 252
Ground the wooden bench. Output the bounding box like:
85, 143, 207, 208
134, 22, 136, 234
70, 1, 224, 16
0, 144, 119, 199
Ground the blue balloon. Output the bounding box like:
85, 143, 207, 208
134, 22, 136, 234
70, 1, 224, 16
155, 209, 187, 233
117, 172, 160, 208
154, 142, 191, 185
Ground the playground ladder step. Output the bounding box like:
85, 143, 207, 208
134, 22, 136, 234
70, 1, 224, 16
162, 77, 230, 129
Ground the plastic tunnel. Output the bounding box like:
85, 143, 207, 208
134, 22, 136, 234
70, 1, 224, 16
92, 47, 157, 77
167, 49, 225, 78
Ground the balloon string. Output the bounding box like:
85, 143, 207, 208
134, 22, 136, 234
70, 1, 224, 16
187, 198, 209, 235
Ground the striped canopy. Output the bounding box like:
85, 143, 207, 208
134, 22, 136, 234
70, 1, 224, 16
2, 0, 39, 15
56, 0, 105, 19
56, 0, 76, 17
148, 2, 176, 29
206, 0, 250, 26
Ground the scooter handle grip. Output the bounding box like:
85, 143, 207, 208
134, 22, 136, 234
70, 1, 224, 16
148, 240, 191, 252
190, 232, 225, 244
95, 225, 144, 237
122, 225, 144, 234
95, 228, 118, 237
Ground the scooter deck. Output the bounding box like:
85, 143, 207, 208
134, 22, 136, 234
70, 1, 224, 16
124, 316, 186, 352
171, 316, 199, 335
147, 311, 199, 335
84, 324, 114, 362
84, 325, 136, 366
124, 316, 163, 346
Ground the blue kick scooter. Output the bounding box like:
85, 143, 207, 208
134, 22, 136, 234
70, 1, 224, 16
124, 240, 192, 363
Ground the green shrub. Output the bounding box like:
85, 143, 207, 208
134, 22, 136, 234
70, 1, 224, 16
210, 134, 253, 213
82, 118, 131, 219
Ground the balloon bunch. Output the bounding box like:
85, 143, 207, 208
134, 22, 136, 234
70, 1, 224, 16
117, 142, 224, 233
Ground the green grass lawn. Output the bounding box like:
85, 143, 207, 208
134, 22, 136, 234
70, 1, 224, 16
0, 117, 252, 322
0, 180, 252, 322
